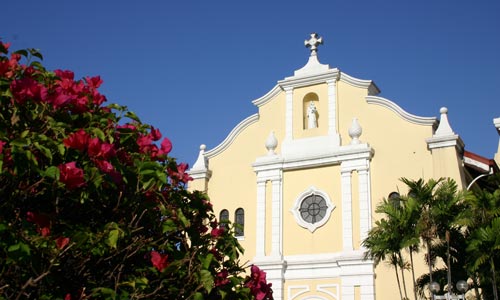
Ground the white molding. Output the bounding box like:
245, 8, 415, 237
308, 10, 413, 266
494, 117, 500, 131
464, 155, 490, 172
252, 145, 374, 173
205, 114, 259, 159
339, 72, 380, 96
426, 134, 464, 151
317, 284, 340, 300
252, 84, 282, 107
288, 285, 310, 300
291, 186, 335, 233
284, 251, 374, 280
279, 69, 340, 90
366, 95, 437, 126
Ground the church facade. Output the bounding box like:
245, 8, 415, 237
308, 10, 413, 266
188, 33, 500, 300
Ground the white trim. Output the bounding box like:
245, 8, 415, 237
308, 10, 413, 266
205, 114, 259, 159
284, 251, 374, 280
252, 84, 282, 107
464, 156, 490, 172
291, 186, 335, 233
339, 72, 380, 96
317, 284, 340, 300
426, 134, 464, 151
366, 95, 437, 126
288, 285, 310, 300
279, 69, 340, 90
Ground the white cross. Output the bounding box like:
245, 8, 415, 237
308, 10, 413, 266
304, 33, 323, 55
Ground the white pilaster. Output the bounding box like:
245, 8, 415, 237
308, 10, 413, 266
256, 180, 267, 257
326, 79, 337, 136
358, 168, 372, 245
271, 177, 283, 257
341, 170, 353, 251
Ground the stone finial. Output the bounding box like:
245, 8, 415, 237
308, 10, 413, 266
434, 107, 455, 137
265, 131, 278, 155
191, 144, 208, 171
304, 33, 323, 56
348, 118, 362, 145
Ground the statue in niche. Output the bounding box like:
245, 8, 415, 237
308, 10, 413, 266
307, 101, 318, 129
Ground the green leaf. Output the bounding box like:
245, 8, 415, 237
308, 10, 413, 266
193, 292, 204, 300
34, 142, 53, 161
14, 49, 28, 57
200, 270, 214, 293
202, 253, 213, 270
177, 208, 191, 227
106, 229, 122, 249
28, 48, 43, 60
162, 219, 177, 233
43, 166, 59, 179
92, 128, 105, 141
125, 111, 141, 122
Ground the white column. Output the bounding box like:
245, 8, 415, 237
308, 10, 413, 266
342, 284, 355, 300
341, 170, 353, 251
358, 168, 372, 245
284, 87, 294, 141
361, 283, 375, 300
256, 180, 267, 257
326, 79, 337, 136
271, 177, 282, 257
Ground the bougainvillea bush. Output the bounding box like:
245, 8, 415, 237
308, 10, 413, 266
0, 42, 272, 300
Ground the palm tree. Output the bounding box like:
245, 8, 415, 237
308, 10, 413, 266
363, 217, 407, 300
467, 217, 500, 300
401, 178, 443, 289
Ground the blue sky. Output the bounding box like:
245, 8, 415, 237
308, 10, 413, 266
3, 1, 500, 165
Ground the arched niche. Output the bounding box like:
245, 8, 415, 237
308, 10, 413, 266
303, 92, 319, 130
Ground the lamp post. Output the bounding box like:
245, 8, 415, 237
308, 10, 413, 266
430, 280, 468, 300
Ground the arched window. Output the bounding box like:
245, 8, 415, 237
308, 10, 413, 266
219, 209, 229, 229
234, 208, 244, 237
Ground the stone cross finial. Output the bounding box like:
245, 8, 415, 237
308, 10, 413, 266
305, 33, 323, 56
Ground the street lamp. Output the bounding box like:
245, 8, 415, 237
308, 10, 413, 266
430, 280, 468, 300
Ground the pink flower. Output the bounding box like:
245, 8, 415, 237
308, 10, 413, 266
149, 126, 162, 141
137, 134, 153, 153
64, 293, 72, 300
0, 141, 5, 153
211, 227, 224, 238
168, 163, 192, 185
10, 77, 48, 104
58, 162, 86, 190
85, 76, 103, 89
56, 237, 70, 250
150, 251, 168, 272
160, 137, 172, 155
245, 265, 273, 300
26, 211, 51, 237
215, 269, 230, 287
55, 69, 75, 81
63, 130, 90, 152
95, 159, 114, 173
88, 138, 115, 160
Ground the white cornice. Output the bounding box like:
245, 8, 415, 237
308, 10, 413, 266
253, 143, 374, 172
278, 69, 340, 89
205, 114, 259, 159
251, 84, 282, 107
464, 156, 491, 172
339, 72, 380, 96
366, 95, 438, 126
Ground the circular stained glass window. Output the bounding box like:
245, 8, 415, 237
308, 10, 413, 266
299, 194, 328, 224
